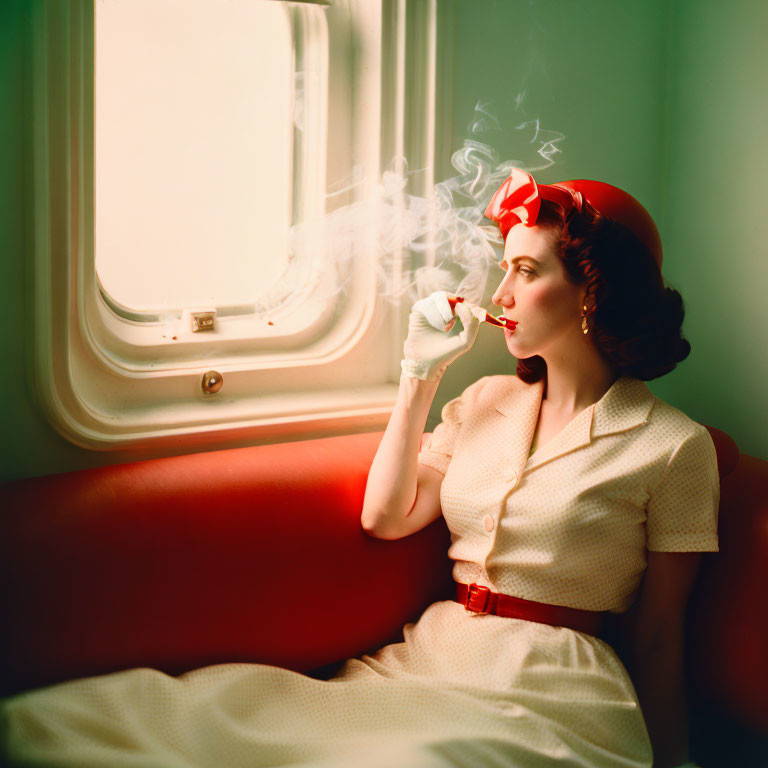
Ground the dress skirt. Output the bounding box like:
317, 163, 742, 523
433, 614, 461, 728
1, 600, 652, 768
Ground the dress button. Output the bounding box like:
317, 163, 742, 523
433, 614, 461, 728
482, 514, 495, 532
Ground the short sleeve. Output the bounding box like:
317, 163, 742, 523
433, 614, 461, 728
418, 376, 488, 476
646, 424, 720, 552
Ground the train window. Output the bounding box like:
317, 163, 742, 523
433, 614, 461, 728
30, 0, 449, 451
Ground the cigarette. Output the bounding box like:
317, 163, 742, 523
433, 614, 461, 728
446, 294, 517, 331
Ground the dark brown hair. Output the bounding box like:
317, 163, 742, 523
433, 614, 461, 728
515, 198, 691, 383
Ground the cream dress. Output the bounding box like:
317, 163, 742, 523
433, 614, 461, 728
0, 375, 720, 768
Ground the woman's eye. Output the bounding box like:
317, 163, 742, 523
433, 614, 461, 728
497, 261, 535, 277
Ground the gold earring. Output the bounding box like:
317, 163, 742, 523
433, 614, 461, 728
581, 305, 589, 335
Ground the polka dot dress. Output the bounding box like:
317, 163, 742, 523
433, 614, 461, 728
0, 376, 718, 768
421, 375, 719, 612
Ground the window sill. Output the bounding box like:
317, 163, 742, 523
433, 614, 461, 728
37, 378, 399, 451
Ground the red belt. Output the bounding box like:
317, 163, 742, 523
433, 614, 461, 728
455, 582, 603, 637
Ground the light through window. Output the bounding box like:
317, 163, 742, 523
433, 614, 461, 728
94, 0, 294, 316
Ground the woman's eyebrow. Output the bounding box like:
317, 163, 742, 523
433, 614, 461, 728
500, 255, 542, 267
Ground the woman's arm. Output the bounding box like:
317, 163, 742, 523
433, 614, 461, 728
624, 550, 703, 768
362, 292, 481, 539
360, 371, 444, 540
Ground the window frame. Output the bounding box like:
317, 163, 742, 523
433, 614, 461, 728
29, 0, 453, 452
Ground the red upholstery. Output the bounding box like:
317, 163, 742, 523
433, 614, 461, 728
688, 453, 768, 731
0, 433, 453, 696
705, 425, 740, 478
1, 424, 766, 739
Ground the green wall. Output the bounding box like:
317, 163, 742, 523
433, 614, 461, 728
432, 0, 768, 463
1, 0, 765, 483
656, 0, 768, 460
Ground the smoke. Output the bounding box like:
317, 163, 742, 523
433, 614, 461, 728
253, 99, 565, 319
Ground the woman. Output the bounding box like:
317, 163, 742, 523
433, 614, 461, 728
1, 171, 717, 768
364, 169, 718, 768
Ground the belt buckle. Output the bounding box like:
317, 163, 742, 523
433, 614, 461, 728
464, 583, 491, 615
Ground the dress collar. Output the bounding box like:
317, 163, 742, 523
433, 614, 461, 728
490, 374, 655, 474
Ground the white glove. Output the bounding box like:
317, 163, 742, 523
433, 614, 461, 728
401, 291, 482, 382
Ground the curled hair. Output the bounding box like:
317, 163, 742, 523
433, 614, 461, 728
515, 198, 691, 383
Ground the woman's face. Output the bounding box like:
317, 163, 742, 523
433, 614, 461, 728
491, 223, 587, 359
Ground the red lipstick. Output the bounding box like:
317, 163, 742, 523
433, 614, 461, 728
446, 294, 517, 331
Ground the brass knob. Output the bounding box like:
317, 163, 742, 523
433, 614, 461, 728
201, 370, 223, 395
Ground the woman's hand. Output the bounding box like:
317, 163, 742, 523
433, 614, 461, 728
401, 291, 481, 382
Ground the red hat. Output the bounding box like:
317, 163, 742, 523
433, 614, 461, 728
484, 169, 663, 268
